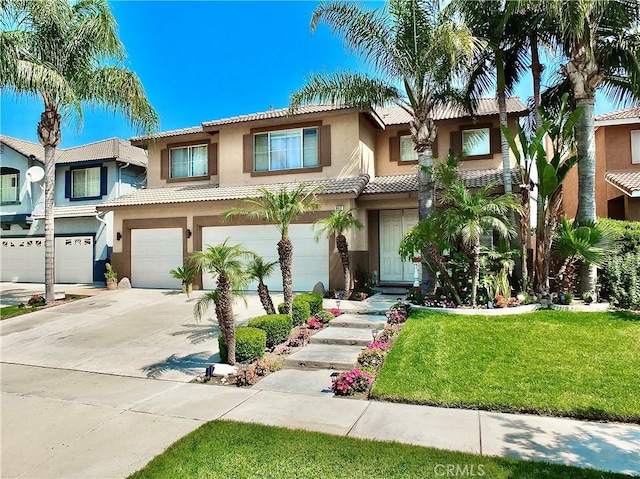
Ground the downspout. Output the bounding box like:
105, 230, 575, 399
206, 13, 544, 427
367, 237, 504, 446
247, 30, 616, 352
95, 211, 108, 226
118, 162, 130, 197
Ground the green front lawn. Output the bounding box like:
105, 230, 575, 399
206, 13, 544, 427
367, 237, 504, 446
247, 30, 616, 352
128, 421, 628, 479
0, 305, 26, 320
371, 310, 640, 423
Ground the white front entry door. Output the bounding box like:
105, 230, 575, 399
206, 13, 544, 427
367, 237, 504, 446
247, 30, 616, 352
201, 224, 328, 292
379, 209, 420, 283
131, 228, 183, 289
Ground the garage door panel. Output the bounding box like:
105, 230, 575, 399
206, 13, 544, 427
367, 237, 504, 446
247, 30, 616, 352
55, 236, 93, 283
131, 228, 183, 289
202, 224, 328, 292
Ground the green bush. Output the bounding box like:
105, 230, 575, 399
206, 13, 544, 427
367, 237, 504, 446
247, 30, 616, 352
291, 296, 311, 326
248, 314, 293, 348
295, 292, 323, 315
599, 251, 640, 310
313, 310, 335, 324
598, 218, 640, 254
218, 327, 266, 363
277, 303, 286, 314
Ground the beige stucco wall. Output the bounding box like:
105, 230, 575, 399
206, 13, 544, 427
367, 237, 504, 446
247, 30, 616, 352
358, 115, 377, 177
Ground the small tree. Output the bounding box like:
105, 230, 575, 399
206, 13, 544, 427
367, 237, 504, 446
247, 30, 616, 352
246, 255, 278, 315
314, 209, 363, 296
191, 240, 249, 366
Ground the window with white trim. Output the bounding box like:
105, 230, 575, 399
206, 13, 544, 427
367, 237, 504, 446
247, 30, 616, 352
170, 144, 208, 178
462, 128, 491, 156
254, 127, 318, 171
400, 135, 418, 161
72, 167, 100, 199
0, 168, 18, 203
632, 130, 640, 164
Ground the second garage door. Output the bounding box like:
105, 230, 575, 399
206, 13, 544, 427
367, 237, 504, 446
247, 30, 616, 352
131, 228, 183, 289
201, 224, 328, 292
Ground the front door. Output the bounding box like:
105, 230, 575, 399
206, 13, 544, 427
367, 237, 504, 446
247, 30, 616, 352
379, 209, 420, 283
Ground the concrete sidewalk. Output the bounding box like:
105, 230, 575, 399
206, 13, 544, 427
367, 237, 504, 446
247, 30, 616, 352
2, 363, 638, 478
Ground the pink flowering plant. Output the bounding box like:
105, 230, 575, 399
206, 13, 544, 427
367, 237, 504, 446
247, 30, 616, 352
307, 318, 324, 329
377, 325, 399, 343
367, 341, 390, 351
331, 368, 372, 396
329, 307, 343, 316
358, 348, 387, 369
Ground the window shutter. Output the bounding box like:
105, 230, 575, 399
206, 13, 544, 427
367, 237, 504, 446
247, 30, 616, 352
389, 136, 400, 162
100, 166, 108, 196
432, 136, 439, 159
243, 134, 253, 173
450, 131, 462, 156
65, 171, 71, 198
490, 127, 501, 154
208, 143, 218, 176
319, 125, 331, 166
160, 149, 169, 179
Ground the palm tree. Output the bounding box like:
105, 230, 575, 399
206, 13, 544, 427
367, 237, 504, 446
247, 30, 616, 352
246, 255, 278, 315
552, 0, 640, 291
223, 184, 320, 315
314, 209, 363, 296
290, 0, 475, 294
1, 0, 158, 302
437, 180, 521, 307
191, 240, 249, 366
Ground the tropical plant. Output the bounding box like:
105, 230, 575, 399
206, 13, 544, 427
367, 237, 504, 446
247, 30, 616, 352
553, 217, 618, 292
191, 240, 249, 365
551, 0, 640, 291
246, 255, 278, 315
223, 184, 320, 315
169, 265, 198, 296
104, 262, 118, 282
290, 0, 475, 293
314, 209, 363, 296
0, 0, 158, 302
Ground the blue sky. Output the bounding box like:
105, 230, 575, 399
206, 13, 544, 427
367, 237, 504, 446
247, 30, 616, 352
0, 0, 621, 148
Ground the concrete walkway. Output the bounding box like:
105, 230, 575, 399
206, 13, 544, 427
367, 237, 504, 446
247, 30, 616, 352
1, 287, 638, 477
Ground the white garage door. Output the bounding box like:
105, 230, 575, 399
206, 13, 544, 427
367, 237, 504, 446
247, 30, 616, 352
131, 228, 183, 289
201, 224, 328, 292
0, 236, 94, 283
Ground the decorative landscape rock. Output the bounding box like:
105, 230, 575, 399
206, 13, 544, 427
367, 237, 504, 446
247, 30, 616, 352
118, 277, 131, 289
312, 282, 326, 297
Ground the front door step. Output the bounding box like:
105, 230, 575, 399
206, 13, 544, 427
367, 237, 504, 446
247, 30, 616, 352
284, 344, 363, 370
309, 327, 373, 346
330, 313, 388, 329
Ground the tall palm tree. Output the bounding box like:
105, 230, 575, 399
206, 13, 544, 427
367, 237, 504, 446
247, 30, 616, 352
290, 0, 474, 294
246, 255, 278, 315
223, 184, 320, 314
438, 180, 521, 307
314, 209, 363, 296
0, 0, 158, 302
552, 0, 640, 291
191, 240, 249, 366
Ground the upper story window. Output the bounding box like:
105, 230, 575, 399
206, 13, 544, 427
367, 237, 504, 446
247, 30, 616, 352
72, 166, 100, 198
400, 135, 418, 161
0, 167, 19, 203
632, 130, 640, 164
254, 127, 318, 172
462, 128, 491, 156
170, 144, 208, 178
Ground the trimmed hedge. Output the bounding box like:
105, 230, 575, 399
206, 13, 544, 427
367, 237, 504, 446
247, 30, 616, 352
295, 292, 323, 315
248, 314, 293, 348
314, 310, 335, 324
278, 299, 311, 326
218, 327, 266, 364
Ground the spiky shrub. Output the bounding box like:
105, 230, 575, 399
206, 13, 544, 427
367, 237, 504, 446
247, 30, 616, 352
291, 296, 311, 326
600, 252, 640, 310
295, 292, 323, 315
218, 327, 266, 364
247, 314, 293, 349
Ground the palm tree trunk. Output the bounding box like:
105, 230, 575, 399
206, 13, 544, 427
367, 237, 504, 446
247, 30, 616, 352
470, 243, 480, 307
257, 281, 275, 315
425, 244, 463, 306
215, 275, 235, 365
37, 107, 62, 303
278, 236, 293, 314
575, 97, 597, 293
519, 188, 531, 291
535, 188, 563, 295
335, 234, 351, 295
530, 32, 543, 131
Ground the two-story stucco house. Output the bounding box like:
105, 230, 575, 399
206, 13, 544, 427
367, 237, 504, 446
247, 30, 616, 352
0, 136, 147, 283
100, 99, 527, 291
562, 106, 640, 221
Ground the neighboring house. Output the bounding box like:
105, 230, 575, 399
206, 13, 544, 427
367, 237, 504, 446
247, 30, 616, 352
100, 98, 527, 291
0, 136, 147, 283
562, 105, 640, 221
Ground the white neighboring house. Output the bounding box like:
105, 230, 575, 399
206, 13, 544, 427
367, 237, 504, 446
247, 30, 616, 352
0, 136, 147, 283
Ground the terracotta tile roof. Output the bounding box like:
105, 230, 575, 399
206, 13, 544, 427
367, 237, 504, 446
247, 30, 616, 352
31, 205, 98, 220
605, 170, 640, 196
362, 168, 519, 195
202, 104, 353, 128
375, 97, 528, 126
0, 136, 147, 167
98, 176, 370, 208
595, 106, 640, 122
